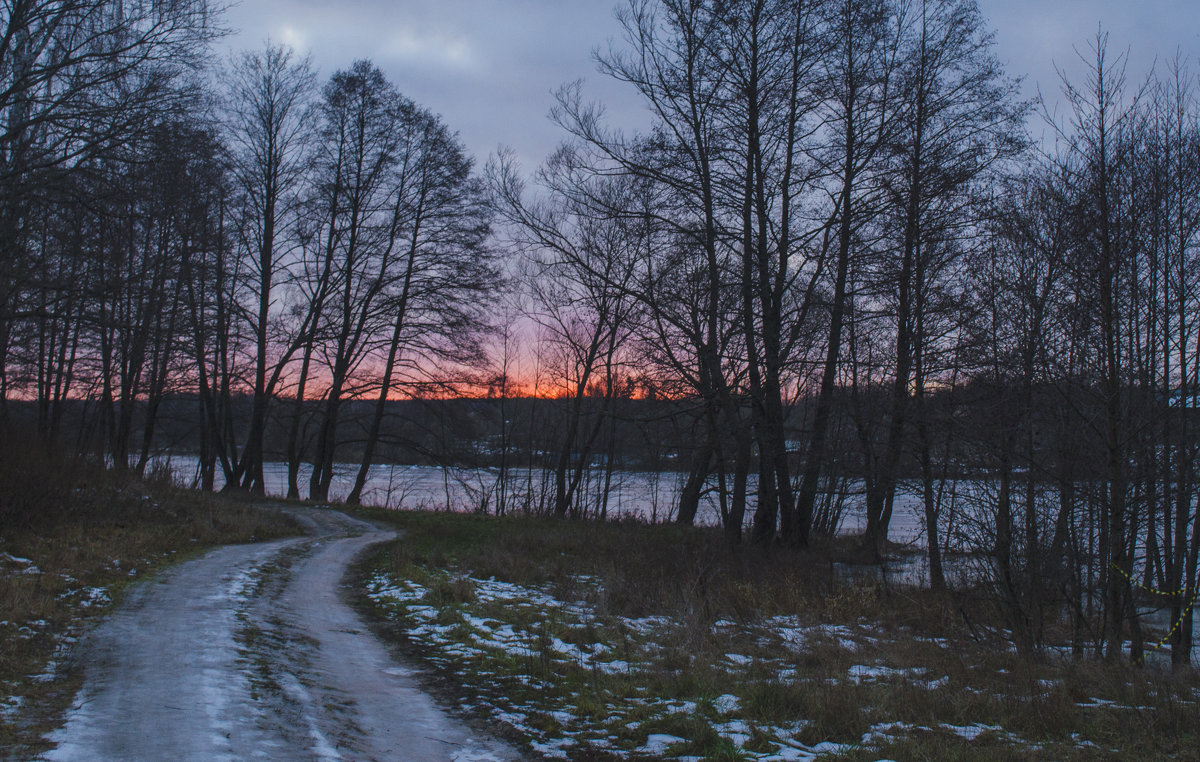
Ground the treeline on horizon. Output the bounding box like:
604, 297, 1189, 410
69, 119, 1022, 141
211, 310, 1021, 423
6, 380, 1096, 474
1, 0, 1198, 665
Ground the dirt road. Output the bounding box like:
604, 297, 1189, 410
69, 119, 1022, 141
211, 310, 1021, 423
43, 506, 517, 761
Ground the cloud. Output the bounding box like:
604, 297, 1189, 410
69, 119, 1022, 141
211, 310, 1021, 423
224, 0, 1198, 171
276, 24, 308, 50
383, 27, 476, 70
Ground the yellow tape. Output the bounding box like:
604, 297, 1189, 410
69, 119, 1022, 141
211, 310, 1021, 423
1109, 563, 1186, 597
1142, 590, 1198, 661
1110, 563, 1199, 662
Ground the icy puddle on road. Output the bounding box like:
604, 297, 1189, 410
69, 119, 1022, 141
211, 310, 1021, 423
42, 506, 515, 762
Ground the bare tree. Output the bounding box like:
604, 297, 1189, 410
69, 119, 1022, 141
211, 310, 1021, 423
0, 0, 217, 408
1051, 33, 1145, 660
559, 0, 744, 531
490, 149, 642, 519
793, 0, 902, 547
224, 42, 316, 494
860, 0, 1026, 554
345, 103, 494, 505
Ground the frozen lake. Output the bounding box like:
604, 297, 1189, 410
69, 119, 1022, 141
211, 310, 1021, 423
162, 457, 929, 543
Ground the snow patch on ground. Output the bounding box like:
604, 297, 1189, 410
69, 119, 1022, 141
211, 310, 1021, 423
864, 720, 918, 744
940, 722, 1004, 741
712, 693, 740, 714
57, 586, 111, 608
848, 664, 929, 683
0, 694, 23, 720
1076, 697, 1154, 710
620, 615, 674, 636
767, 617, 861, 652
1, 552, 42, 575
640, 733, 684, 755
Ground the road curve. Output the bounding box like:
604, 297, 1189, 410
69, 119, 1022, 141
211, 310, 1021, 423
43, 506, 517, 761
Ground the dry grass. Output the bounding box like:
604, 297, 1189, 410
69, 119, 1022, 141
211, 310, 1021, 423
353, 505, 1200, 760
0, 429, 299, 756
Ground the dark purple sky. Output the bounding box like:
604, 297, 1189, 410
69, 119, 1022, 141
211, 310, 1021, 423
222, 0, 1200, 168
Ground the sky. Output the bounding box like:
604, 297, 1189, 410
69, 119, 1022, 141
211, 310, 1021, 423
220, 0, 1200, 170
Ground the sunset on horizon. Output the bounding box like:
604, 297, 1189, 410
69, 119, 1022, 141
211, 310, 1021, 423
3, 1, 1200, 758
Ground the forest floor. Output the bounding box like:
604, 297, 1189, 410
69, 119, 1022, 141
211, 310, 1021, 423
350, 506, 1200, 761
